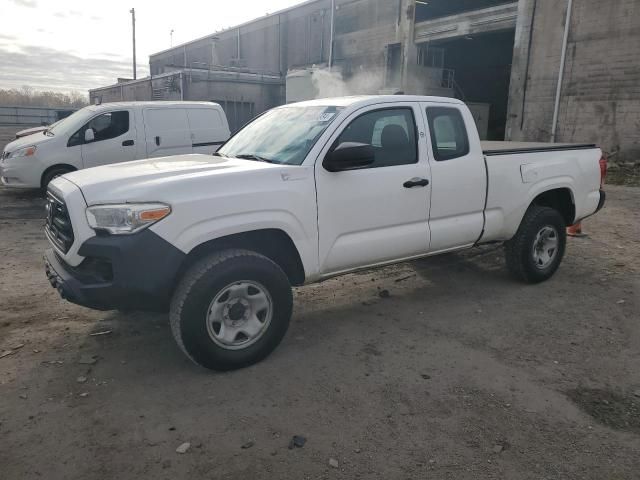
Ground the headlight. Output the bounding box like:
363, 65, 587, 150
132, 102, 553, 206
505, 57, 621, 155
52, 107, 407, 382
86, 203, 171, 235
10, 145, 37, 158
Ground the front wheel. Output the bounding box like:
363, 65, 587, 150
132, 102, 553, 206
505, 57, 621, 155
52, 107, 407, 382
170, 249, 293, 371
504, 206, 567, 283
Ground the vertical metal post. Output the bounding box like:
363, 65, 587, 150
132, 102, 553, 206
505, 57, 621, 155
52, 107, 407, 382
328, 0, 335, 70
551, 0, 573, 142
130, 8, 137, 80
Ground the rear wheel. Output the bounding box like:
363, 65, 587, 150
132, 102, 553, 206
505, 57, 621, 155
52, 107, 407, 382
170, 249, 293, 371
504, 206, 566, 283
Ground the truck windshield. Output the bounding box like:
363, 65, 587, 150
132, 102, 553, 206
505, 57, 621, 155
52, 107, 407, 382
218, 106, 343, 165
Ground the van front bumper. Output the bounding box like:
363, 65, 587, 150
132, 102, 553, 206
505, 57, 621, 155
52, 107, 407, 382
44, 229, 185, 311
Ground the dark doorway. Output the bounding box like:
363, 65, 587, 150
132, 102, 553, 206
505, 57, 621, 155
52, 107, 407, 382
425, 29, 515, 140
386, 43, 402, 87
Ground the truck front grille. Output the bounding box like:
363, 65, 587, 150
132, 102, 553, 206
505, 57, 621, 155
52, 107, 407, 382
45, 193, 74, 253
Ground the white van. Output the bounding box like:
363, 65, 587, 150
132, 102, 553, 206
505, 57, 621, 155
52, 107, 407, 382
0, 101, 230, 190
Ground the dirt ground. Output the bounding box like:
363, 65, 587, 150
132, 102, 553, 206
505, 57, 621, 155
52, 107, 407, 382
0, 181, 639, 479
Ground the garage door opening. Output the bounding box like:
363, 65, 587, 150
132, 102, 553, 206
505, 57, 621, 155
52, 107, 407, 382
419, 29, 515, 140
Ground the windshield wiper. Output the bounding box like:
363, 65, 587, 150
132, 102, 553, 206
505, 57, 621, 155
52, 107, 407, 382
235, 153, 278, 164
212, 151, 227, 157
43, 130, 54, 137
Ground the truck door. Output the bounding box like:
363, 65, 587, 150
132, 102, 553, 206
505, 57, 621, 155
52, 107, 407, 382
77, 110, 136, 168
315, 104, 432, 275
420, 103, 486, 252
143, 108, 192, 158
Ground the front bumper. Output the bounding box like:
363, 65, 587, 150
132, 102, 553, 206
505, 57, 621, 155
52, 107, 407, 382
44, 229, 185, 311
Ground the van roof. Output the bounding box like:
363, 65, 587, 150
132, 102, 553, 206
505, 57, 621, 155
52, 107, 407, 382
86, 101, 220, 112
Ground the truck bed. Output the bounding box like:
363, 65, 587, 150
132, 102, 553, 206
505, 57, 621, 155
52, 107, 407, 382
482, 141, 597, 156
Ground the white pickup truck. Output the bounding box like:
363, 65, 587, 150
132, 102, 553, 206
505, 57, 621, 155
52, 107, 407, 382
44, 95, 606, 370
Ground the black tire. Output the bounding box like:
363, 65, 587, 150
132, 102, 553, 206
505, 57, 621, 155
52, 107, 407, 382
170, 249, 293, 371
41, 166, 74, 192
504, 206, 566, 283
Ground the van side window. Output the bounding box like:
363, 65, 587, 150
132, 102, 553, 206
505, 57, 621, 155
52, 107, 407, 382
68, 111, 130, 147
334, 108, 417, 168
426, 107, 469, 161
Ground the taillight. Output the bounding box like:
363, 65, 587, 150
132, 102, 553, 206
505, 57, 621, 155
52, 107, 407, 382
599, 154, 608, 187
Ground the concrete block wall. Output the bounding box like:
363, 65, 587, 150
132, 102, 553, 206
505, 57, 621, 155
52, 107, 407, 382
507, 0, 640, 160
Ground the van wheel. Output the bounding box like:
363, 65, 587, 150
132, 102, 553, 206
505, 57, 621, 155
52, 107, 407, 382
504, 206, 566, 283
41, 166, 74, 192
170, 249, 293, 371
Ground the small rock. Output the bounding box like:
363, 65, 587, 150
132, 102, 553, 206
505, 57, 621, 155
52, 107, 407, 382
76, 376, 88, 384
169, 426, 176, 431
0, 350, 15, 359
11, 343, 25, 350
241, 440, 255, 449
329, 458, 339, 468
616, 299, 625, 304
289, 435, 306, 449
19, 393, 27, 400
354, 448, 361, 454
78, 354, 97, 365
79, 392, 89, 398
492, 445, 503, 454
421, 374, 431, 380
378, 289, 390, 299
176, 442, 191, 454
428, 459, 436, 464
634, 390, 640, 398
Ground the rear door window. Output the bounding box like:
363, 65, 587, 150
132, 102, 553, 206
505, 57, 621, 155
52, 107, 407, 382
426, 107, 469, 161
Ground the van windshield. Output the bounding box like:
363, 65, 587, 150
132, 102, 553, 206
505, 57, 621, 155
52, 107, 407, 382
46, 106, 97, 136
217, 106, 343, 165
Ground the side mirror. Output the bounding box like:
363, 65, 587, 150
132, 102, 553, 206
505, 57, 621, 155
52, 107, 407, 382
324, 142, 375, 172
84, 129, 95, 143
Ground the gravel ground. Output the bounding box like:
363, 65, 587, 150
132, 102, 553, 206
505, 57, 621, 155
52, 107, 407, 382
0, 180, 638, 479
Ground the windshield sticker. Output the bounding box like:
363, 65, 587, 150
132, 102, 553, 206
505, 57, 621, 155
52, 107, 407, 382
318, 112, 336, 122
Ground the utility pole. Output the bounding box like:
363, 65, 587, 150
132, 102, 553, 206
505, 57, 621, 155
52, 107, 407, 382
170, 29, 174, 47
130, 8, 137, 79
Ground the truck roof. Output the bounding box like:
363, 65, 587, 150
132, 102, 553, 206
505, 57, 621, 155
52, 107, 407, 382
288, 95, 465, 109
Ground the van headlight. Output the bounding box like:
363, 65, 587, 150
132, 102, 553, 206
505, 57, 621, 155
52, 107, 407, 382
10, 145, 37, 158
86, 203, 171, 234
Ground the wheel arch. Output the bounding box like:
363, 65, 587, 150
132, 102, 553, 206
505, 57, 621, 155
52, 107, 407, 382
41, 164, 77, 190
176, 228, 306, 288
529, 187, 575, 226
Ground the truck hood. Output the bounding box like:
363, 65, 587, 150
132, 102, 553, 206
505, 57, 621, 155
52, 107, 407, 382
61, 154, 285, 204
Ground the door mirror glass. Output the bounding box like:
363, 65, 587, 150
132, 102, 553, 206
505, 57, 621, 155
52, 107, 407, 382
324, 142, 375, 172
84, 128, 95, 143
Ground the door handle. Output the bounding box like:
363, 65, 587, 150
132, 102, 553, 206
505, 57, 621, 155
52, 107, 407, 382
155, 136, 161, 146
122, 140, 134, 146
403, 178, 430, 188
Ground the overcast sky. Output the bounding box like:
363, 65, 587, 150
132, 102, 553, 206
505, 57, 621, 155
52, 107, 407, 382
0, 0, 304, 94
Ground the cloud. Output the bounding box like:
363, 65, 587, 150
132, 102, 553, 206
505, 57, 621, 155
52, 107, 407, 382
0, 44, 148, 93
9, 0, 38, 7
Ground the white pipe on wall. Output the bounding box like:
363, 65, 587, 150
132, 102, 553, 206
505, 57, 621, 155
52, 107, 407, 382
329, 0, 335, 70
551, 0, 573, 143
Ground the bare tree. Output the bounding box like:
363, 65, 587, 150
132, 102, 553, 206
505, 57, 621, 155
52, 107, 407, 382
0, 87, 89, 108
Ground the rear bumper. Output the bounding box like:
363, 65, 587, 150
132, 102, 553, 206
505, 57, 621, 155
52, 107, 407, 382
44, 229, 185, 311
595, 189, 606, 213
